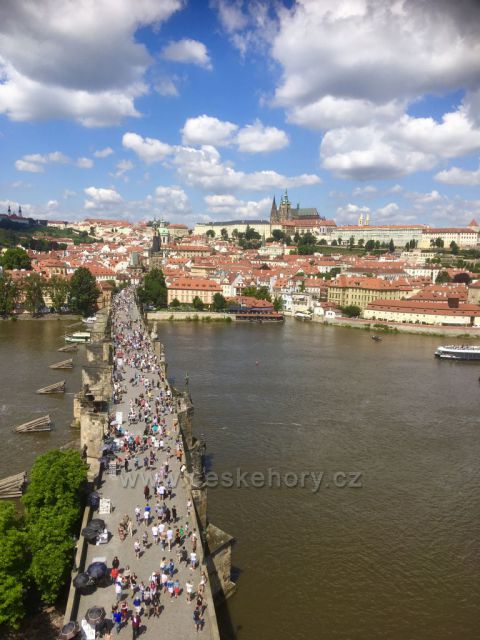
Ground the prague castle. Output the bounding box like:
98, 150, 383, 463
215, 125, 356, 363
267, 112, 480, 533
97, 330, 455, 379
270, 190, 323, 224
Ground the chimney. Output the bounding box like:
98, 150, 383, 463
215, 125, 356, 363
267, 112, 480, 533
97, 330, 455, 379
447, 297, 459, 308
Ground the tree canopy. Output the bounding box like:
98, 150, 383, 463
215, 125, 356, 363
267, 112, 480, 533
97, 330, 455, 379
138, 268, 168, 308
69, 267, 100, 316
0, 273, 19, 316
23, 273, 45, 315
1, 247, 31, 270
212, 292, 227, 311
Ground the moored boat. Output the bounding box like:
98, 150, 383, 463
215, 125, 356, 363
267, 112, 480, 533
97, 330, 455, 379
65, 331, 91, 343
434, 345, 480, 360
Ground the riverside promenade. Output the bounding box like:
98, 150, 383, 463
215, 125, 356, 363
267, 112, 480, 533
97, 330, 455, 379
76, 289, 218, 638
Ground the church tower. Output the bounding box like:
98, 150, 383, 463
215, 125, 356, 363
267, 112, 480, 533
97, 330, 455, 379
278, 190, 291, 222
270, 195, 278, 224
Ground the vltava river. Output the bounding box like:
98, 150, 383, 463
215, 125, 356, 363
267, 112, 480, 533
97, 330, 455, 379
0, 318, 85, 477
158, 320, 479, 640
0, 318, 478, 639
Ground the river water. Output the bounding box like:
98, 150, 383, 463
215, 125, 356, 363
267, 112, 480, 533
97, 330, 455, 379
0, 319, 478, 639
0, 318, 85, 477
158, 320, 480, 640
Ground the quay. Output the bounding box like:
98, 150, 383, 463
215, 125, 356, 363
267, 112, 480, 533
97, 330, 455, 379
65, 288, 234, 638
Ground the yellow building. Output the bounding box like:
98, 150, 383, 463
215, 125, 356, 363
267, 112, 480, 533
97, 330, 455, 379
167, 277, 221, 305
327, 276, 411, 310
364, 299, 480, 326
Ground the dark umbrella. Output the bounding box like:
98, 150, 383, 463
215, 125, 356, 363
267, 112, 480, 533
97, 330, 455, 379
86, 561, 108, 580
89, 519, 106, 532
58, 621, 80, 639
72, 572, 93, 589
81, 526, 98, 542
85, 606, 106, 626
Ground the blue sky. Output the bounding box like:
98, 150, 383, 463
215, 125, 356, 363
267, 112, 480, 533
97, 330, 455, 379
1, 0, 480, 226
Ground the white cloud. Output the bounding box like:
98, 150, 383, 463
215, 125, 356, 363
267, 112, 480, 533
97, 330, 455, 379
47, 199, 59, 210
155, 186, 191, 215
122, 132, 173, 163
181, 115, 238, 147
113, 159, 134, 178
406, 190, 442, 205
123, 131, 320, 192
0, 0, 183, 126
84, 186, 123, 210
94, 147, 114, 158
63, 189, 77, 199
77, 157, 93, 169
205, 194, 271, 218
376, 202, 399, 218
435, 165, 480, 186
353, 185, 378, 196
236, 120, 289, 153
172, 144, 320, 192
161, 39, 212, 69
272, 1, 480, 115
154, 74, 179, 97
15, 159, 44, 173
335, 203, 370, 224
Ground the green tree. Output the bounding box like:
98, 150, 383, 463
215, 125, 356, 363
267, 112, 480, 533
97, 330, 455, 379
138, 268, 167, 309
48, 275, 70, 312
452, 272, 471, 285
1, 247, 31, 270
365, 239, 375, 252
169, 298, 181, 308
0, 273, 19, 316
0, 503, 29, 629
435, 237, 444, 248
318, 238, 327, 246
349, 236, 355, 249
23, 450, 87, 604
436, 270, 451, 284
206, 229, 215, 238
23, 272, 45, 315
388, 238, 395, 253
192, 296, 204, 311
298, 231, 316, 245
272, 229, 286, 242
450, 240, 459, 255
342, 305, 361, 317
212, 292, 227, 311
358, 238, 364, 248
68, 267, 100, 317
220, 228, 228, 240
245, 225, 261, 241
273, 296, 283, 311
331, 239, 338, 246
242, 285, 271, 301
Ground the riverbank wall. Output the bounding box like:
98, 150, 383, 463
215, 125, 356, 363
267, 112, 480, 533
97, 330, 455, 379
148, 310, 232, 322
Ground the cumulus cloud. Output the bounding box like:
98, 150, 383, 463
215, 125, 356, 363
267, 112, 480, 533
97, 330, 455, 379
0, 0, 183, 126
353, 185, 377, 197
155, 185, 191, 215
435, 165, 480, 186
15, 151, 70, 172
161, 39, 212, 69
210, 0, 277, 56
77, 157, 93, 169
181, 115, 238, 147
122, 132, 173, 164
236, 120, 289, 153
123, 131, 320, 192
94, 147, 114, 158
205, 194, 271, 218
84, 186, 123, 210
335, 203, 370, 224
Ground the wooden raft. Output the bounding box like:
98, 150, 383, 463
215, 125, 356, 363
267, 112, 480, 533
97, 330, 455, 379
15, 415, 51, 433
49, 358, 73, 369
58, 343, 78, 353
0, 472, 27, 499
36, 380, 66, 394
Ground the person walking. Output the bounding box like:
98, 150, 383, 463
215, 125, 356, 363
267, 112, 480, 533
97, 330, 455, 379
186, 580, 193, 603
131, 613, 141, 640
134, 539, 141, 559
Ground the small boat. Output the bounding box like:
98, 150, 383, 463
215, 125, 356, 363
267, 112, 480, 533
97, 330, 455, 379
371, 335, 382, 342
294, 311, 312, 321
82, 316, 97, 324
65, 331, 91, 343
